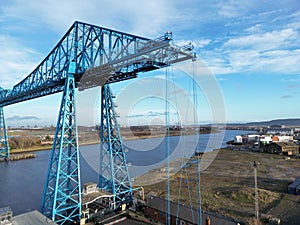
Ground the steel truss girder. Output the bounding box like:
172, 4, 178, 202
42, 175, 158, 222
99, 85, 132, 209
0, 21, 193, 107
0, 106, 9, 159
41, 72, 81, 224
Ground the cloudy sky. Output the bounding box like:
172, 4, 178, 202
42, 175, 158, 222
0, 0, 299, 126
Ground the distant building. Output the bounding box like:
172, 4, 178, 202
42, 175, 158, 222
271, 135, 293, 142
231, 133, 295, 148
278, 135, 293, 142
81, 182, 115, 222
265, 142, 299, 156
266, 127, 294, 135
13, 210, 58, 225
82, 182, 98, 195
0, 207, 58, 225
288, 177, 300, 195
145, 196, 241, 225
247, 134, 260, 142
293, 132, 300, 140
0, 206, 12, 225
260, 136, 273, 145
272, 136, 279, 142
234, 135, 243, 143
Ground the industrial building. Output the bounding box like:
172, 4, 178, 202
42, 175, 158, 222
81, 182, 117, 224
0, 207, 58, 225
144, 196, 241, 225
264, 142, 299, 156
266, 127, 294, 135
233, 134, 294, 145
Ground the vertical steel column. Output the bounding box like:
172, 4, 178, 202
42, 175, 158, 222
99, 84, 132, 209
0, 107, 9, 160
41, 62, 81, 224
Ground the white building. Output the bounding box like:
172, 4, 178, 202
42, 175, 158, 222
260, 136, 273, 145
247, 134, 260, 142
278, 135, 293, 142
234, 135, 243, 143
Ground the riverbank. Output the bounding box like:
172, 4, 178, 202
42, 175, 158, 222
10, 153, 36, 161
9, 128, 219, 154
0, 153, 37, 163
133, 148, 300, 225
10, 140, 100, 154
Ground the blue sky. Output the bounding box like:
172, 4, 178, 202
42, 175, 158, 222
0, 0, 299, 126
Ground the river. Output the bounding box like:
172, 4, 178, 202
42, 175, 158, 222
0, 130, 252, 215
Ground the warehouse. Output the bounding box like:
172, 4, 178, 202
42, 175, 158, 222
145, 196, 241, 225
265, 142, 299, 156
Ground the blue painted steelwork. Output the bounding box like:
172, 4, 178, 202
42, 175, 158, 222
0, 21, 193, 107
99, 85, 132, 209
0, 105, 9, 159
41, 64, 81, 224
0, 21, 194, 224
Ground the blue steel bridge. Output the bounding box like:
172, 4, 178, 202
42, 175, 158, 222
0, 21, 194, 224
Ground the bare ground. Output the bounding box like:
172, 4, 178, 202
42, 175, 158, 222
133, 149, 300, 225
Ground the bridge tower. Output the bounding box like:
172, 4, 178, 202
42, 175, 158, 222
0, 106, 9, 160
99, 84, 132, 209
41, 62, 81, 224
0, 21, 194, 224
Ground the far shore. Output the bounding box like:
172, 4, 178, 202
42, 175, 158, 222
10, 133, 158, 154
10, 141, 100, 154
9, 128, 217, 154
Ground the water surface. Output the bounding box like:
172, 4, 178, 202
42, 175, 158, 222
0, 130, 252, 215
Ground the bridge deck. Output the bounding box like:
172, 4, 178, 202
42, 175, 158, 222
0, 21, 194, 107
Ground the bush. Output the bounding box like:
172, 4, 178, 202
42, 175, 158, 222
9, 136, 41, 149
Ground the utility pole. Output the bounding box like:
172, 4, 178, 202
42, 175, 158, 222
196, 151, 203, 225
252, 161, 260, 223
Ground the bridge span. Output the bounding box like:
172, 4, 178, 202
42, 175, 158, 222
0, 21, 194, 224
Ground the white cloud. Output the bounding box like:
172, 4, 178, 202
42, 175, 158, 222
0, 0, 182, 90
257, 49, 300, 73
217, 77, 228, 81
1, 0, 299, 88
206, 48, 300, 75
244, 24, 262, 33
224, 28, 297, 51
174, 38, 211, 49
227, 50, 259, 70
281, 75, 300, 82
1, 0, 177, 37
201, 23, 300, 75
0, 35, 41, 89
217, 0, 252, 18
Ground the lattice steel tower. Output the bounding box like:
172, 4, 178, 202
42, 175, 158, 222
0, 100, 9, 160
41, 63, 81, 224
99, 84, 132, 209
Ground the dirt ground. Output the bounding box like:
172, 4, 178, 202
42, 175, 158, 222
133, 149, 300, 225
